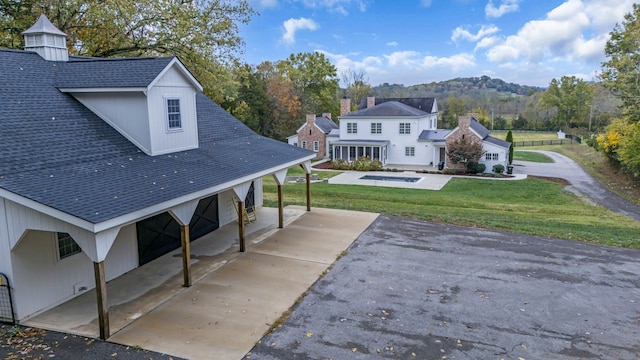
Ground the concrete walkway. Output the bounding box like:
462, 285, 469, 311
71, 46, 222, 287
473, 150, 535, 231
108, 206, 378, 359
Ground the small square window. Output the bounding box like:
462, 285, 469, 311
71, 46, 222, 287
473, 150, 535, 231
405, 146, 415, 156
371, 123, 382, 134
347, 122, 358, 134
57, 232, 80, 259
167, 98, 182, 129
301, 140, 307, 149
399, 123, 411, 135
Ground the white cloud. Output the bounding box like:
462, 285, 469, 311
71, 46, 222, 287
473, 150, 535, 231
421, 0, 433, 7
475, 36, 500, 50
257, 0, 279, 8
421, 53, 476, 72
294, 0, 369, 14
485, 0, 521, 18
384, 51, 420, 67
451, 24, 500, 43
483, 0, 635, 66
282, 18, 319, 44
386, 41, 399, 47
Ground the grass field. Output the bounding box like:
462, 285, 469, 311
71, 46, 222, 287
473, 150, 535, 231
492, 131, 559, 141
513, 151, 554, 162
264, 171, 640, 249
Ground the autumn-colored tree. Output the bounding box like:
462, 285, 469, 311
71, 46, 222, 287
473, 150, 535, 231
0, 0, 254, 103
446, 136, 485, 172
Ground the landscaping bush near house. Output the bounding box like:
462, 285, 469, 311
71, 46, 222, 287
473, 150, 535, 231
466, 162, 478, 173
493, 164, 505, 173
476, 163, 486, 173
331, 159, 351, 170
370, 159, 383, 171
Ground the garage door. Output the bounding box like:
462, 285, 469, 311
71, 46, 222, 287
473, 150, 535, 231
137, 195, 219, 265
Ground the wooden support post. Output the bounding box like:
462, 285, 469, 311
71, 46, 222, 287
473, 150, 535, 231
181, 224, 191, 287
277, 184, 284, 228
93, 261, 109, 340
306, 173, 311, 211
238, 199, 245, 252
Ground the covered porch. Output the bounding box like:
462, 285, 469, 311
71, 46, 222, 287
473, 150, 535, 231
331, 140, 389, 165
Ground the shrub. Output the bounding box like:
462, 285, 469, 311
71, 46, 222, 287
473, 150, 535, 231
353, 156, 371, 171
476, 163, 486, 173
466, 162, 478, 173
332, 159, 351, 170
493, 164, 505, 173
370, 159, 383, 171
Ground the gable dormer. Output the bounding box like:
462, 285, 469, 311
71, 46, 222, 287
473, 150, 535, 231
57, 57, 203, 156
22, 14, 69, 61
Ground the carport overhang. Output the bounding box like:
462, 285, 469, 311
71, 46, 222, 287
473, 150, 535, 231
2, 155, 315, 339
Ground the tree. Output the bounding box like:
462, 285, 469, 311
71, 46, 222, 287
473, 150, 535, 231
441, 98, 466, 128
341, 68, 372, 111
276, 52, 339, 116
447, 136, 485, 173
601, 3, 640, 122
540, 76, 594, 129
0, 0, 255, 103
505, 130, 514, 164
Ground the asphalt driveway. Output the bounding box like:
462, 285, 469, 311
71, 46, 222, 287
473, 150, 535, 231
246, 215, 640, 359
513, 150, 640, 221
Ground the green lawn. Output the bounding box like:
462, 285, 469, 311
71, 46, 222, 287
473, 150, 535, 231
492, 131, 559, 141
513, 151, 554, 163
264, 172, 640, 249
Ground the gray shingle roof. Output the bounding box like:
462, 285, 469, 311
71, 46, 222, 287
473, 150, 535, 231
0, 49, 313, 224
358, 97, 436, 113
343, 101, 428, 117
484, 135, 511, 149
56, 56, 175, 88
470, 118, 490, 139
418, 130, 450, 141
314, 116, 339, 133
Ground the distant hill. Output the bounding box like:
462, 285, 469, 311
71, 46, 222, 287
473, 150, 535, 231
372, 75, 544, 99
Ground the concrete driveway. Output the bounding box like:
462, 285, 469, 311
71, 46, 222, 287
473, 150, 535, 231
246, 215, 640, 359
513, 150, 640, 221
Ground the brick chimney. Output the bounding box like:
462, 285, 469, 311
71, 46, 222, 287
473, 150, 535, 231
367, 96, 376, 108
340, 97, 351, 116
457, 115, 471, 130
322, 112, 332, 120
306, 114, 316, 127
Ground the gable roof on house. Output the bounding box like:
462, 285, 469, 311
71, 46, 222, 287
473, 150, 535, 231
343, 101, 429, 117
314, 116, 339, 133
446, 115, 511, 149
358, 97, 437, 114
56, 56, 202, 91
0, 49, 313, 226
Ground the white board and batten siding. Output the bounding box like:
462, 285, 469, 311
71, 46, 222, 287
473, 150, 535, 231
147, 66, 199, 156
1, 198, 138, 320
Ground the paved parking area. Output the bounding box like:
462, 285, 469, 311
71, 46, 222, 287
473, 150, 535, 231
246, 215, 640, 359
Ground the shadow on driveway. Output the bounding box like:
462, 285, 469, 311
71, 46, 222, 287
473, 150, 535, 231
246, 215, 640, 359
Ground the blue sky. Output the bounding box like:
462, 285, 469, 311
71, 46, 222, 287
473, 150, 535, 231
240, 0, 636, 88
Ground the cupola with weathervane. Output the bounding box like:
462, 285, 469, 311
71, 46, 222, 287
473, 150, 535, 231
22, 14, 69, 61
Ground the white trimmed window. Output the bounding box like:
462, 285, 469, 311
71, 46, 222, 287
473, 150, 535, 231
399, 123, 411, 134
405, 146, 415, 156
166, 98, 182, 130
57, 232, 80, 259
313, 141, 319, 152
347, 122, 358, 134
485, 153, 499, 161
371, 123, 382, 134
301, 140, 307, 149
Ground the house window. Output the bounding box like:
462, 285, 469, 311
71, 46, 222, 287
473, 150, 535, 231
166, 98, 182, 130
399, 123, 411, 134
57, 232, 80, 259
301, 140, 307, 149
313, 141, 319, 152
371, 123, 382, 134
405, 146, 415, 156
347, 122, 358, 134
485, 153, 499, 161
